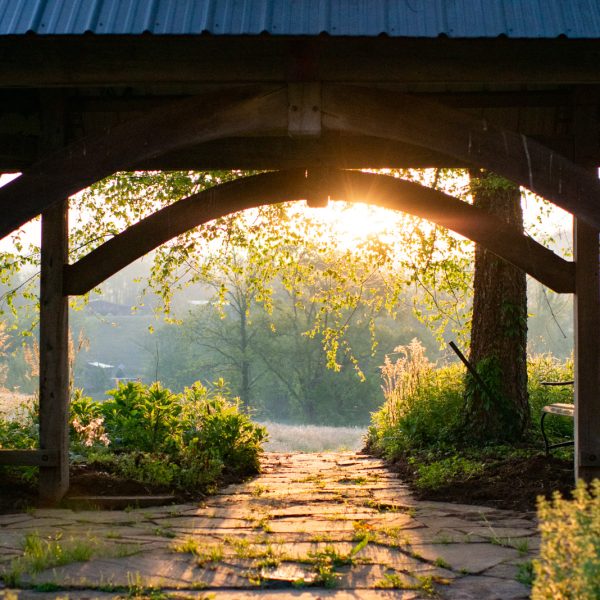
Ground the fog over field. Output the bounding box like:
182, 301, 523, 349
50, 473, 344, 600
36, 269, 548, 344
261, 421, 366, 453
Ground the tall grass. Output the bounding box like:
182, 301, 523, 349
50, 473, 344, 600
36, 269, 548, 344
368, 339, 464, 458
368, 340, 575, 459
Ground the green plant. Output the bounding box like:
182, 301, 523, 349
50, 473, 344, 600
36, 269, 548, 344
102, 381, 182, 454
3, 532, 96, 586
532, 480, 600, 599
517, 561, 534, 586
414, 456, 484, 491
368, 340, 464, 459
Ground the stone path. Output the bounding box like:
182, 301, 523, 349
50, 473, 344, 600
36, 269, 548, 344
0, 452, 537, 599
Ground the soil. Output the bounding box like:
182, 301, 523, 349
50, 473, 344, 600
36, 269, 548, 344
0, 463, 196, 514
388, 452, 575, 512
1, 451, 574, 514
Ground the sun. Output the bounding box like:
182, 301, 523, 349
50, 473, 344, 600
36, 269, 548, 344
299, 200, 402, 247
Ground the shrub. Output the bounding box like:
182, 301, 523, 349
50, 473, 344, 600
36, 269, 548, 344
101, 381, 182, 454
83, 379, 267, 491
367, 339, 464, 459
533, 480, 600, 599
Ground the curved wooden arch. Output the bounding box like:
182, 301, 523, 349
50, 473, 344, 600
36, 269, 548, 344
323, 85, 600, 229
65, 169, 575, 296
0, 83, 598, 241
0, 85, 286, 239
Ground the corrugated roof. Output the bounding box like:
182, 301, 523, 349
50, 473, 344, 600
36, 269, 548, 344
1, 0, 600, 38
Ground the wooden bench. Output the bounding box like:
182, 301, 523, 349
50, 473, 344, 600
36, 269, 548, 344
540, 381, 574, 456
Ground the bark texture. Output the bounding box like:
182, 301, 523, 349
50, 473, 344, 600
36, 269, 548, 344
466, 170, 529, 442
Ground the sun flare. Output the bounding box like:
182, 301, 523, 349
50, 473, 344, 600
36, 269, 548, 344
299, 200, 402, 247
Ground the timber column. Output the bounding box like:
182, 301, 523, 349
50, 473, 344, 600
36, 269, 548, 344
39, 92, 70, 504
39, 200, 69, 503
574, 218, 600, 482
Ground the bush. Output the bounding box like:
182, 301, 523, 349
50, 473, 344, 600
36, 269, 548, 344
533, 480, 600, 599
367, 339, 464, 459
2, 379, 266, 495
74, 379, 267, 492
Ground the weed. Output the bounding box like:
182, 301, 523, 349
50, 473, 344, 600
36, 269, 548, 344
352, 520, 373, 542
516, 561, 534, 586
3, 531, 97, 585
33, 582, 62, 592
375, 572, 438, 596
251, 484, 267, 497
154, 527, 176, 539
378, 526, 409, 548
434, 557, 451, 569
172, 539, 224, 566
433, 533, 454, 544
338, 476, 367, 485
255, 516, 272, 533
514, 538, 530, 557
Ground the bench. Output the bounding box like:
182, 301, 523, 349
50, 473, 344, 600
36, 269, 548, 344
540, 381, 574, 456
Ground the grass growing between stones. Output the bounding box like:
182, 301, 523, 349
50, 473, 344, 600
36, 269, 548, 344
2, 531, 97, 587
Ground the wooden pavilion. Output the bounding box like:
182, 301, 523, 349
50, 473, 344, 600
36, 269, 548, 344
0, 0, 598, 503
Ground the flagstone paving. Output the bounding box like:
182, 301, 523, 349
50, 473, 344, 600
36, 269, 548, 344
0, 452, 537, 599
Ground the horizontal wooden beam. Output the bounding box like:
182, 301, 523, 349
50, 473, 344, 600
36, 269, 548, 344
1, 37, 600, 86
65, 170, 574, 296
323, 85, 600, 230
0, 86, 287, 240
0, 449, 58, 467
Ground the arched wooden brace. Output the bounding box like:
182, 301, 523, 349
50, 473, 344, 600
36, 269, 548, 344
0, 85, 287, 240
0, 84, 600, 242
64, 169, 574, 296
323, 85, 600, 230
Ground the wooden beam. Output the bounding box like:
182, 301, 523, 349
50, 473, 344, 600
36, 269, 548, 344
0, 449, 58, 467
2, 37, 600, 86
0, 86, 287, 240
65, 170, 574, 296
323, 85, 600, 230
574, 218, 600, 482
39, 197, 69, 505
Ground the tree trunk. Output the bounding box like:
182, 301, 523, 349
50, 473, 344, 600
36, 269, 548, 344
465, 170, 529, 443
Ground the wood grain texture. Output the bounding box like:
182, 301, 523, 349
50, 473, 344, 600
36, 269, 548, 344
574, 218, 600, 482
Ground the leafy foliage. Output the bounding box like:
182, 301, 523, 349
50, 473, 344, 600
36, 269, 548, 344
367, 342, 574, 493
2, 378, 266, 494
533, 480, 600, 599
367, 339, 464, 457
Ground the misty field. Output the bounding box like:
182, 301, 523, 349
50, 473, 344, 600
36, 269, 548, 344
260, 421, 367, 453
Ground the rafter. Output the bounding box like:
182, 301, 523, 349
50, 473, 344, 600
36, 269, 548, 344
65, 169, 574, 296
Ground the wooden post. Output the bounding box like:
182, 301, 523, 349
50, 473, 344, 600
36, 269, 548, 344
574, 218, 600, 482
38, 91, 69, 504
39, 198, 69, 503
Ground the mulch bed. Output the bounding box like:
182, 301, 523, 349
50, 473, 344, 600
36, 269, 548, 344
0, 464, 193, 514
388, 452, 575, 512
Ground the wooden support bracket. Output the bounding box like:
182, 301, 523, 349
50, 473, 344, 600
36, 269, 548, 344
288, 83, 322, 138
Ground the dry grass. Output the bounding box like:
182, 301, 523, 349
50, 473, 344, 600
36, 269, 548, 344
0, 391, 34, 420
260, 422, 366, 453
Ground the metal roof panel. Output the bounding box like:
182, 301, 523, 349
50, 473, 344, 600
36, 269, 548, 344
1, 0, 600, 38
